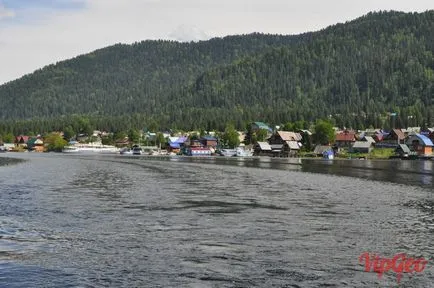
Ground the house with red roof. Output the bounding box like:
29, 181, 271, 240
334, 130, 356, 148
14, 135, 30, 148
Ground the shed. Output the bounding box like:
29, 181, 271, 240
351, 141, 374, 153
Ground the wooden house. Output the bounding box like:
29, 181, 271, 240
268, 131, 302, 144
282, 141, 301, 157
253, 142, 272, 156
15, 135, 30, 148
350, 141, 374, 153
168, 136, 188, 153
268, 131, 302, 157
334, 130, 356, 148
27, 137, 45, 152
382, 129, 405, 144
200, 135, 218, 148
406, 134, 433, 157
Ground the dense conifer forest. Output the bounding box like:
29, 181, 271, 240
0, 10, 433, 134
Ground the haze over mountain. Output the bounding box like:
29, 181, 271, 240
0, 10, 433, 133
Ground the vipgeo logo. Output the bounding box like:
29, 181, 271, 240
359, 252, 428, 283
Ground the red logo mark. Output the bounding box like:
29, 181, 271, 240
359, 252, 428, 283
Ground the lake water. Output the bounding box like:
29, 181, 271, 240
0, 153, 433, 287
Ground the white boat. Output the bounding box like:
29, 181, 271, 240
120, 148, 133, 155
220, 149, 237, 157
236, 147, 253, 157
132, 146, 142, 155
63, 143, 119, 154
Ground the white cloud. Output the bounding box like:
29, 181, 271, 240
0, 0, 433, 84
168, 24, 209, 42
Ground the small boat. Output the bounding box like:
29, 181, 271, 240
132, 146, 142, 155
120, 148, 133, 155
0, 146, 7, 153
220, 149, 237, 157
236, 147, 253, 157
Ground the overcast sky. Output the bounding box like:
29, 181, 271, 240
0, 0, 432, 84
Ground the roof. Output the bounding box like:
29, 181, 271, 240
392, 129, 405, 140
15, 135, 30, 143
335, 131, 356, 142
256, 142, 272, 151
201, 135, 217, 141
314, 145, 332, 154
285, 141, 300, 150
169, 143, 180, 149
397, 144, 411, 153
276, 131, 302, 141
252, 122, 272, 131
27, 138, 44, 146
361, 136, 376, 144
169, 136, 188, 144
352, 141, 373, 149
407, 134, 434, 146
374, 133, 384, 141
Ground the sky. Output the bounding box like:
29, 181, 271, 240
0, 0, 432, 85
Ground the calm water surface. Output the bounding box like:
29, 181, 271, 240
0, 153, 433, 287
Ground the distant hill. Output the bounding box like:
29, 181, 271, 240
0, 10, 433, 133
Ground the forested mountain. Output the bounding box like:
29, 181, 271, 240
0, 34, 302, 119
0, 10, 433, 134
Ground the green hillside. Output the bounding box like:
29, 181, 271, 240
0, 10, 433, 134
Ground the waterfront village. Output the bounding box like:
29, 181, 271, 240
1, 121, 434, 160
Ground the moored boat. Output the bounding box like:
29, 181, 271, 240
219, 149, 237, 157
236, 147, 253, 157
63, 143, 119, 154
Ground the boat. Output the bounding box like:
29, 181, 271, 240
132, 146, 142, 155
62, 143, 119, 154
120, 148, 133, 155
236, 147, 253, 157
0, 146, 7, 153
219, 149, 237, 157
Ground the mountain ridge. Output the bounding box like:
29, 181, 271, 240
0, 10, 433, 133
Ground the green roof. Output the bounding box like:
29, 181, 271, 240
253, 122, 271, 129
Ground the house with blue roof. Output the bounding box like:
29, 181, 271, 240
168, 136, 188, 153
406, 134, 433, 157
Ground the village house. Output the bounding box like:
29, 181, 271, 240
268, 131, 302, 157
253, 142, 272, 156
373, 130, 387, 143
200, 135, 218, 148
394, 144, 412, 158
420, 128, 434, 142
406, 134, 433, 157
168, 136, 188, 154
115, 137, 130, 147
334, 130, 356, 148
15, 135, 30, 149
27, 137, 45, 152
360, 135, 376, 145
350, 141, 374, 154
382, 129, 405, 145
313, 145, 334, 157
250, 122, 273, 139
251, 122, 272, 133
